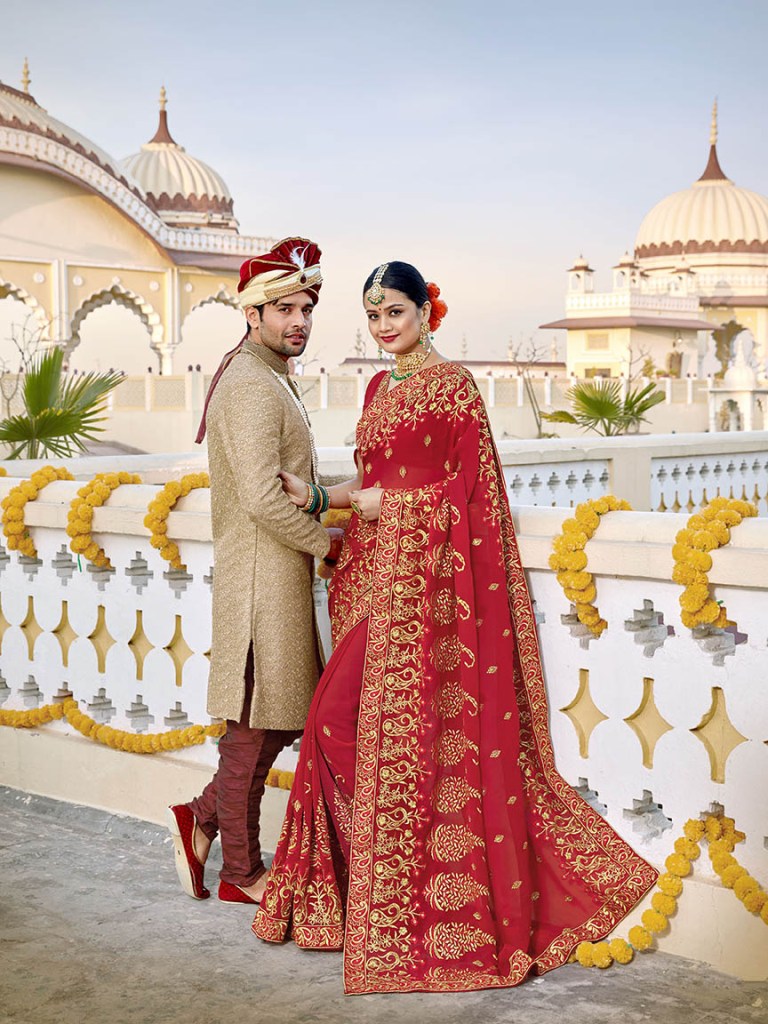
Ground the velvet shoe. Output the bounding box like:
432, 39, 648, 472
166, 804, 210, 900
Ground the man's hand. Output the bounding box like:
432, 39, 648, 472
349, 487, 383, 522
278, 470, 310, 507
318, 526, 345, 579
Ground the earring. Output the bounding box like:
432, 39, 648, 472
419, 322, 430, 346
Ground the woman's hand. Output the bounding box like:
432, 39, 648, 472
349, 487, 383, 522
278, 470, 310, 507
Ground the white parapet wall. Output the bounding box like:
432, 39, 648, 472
0, 464, 766, 979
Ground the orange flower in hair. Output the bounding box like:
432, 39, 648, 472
427, 282, 448, 332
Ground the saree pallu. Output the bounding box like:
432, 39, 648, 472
254, 363, 656, 993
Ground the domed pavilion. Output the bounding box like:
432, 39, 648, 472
0, 65, 272, 373
543, 103, 768, 380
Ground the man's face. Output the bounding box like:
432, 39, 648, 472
250, 292, 315, 359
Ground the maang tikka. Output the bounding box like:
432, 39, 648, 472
366, 263, 389, 305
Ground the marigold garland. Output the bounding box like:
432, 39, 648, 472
0, 698, 225, 753
671, 496, 757, 630
549, 495, 632, 637
143, 472, 210, 571
573, 814, 766, 969
1, 465, 74, 558
67, 472, 142, 569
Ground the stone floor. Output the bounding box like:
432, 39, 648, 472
1, 786, 766, 1024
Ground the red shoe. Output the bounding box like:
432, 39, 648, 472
218, 877, 264, 905
166, 804, 210, 900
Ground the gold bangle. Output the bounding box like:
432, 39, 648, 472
300, 483, 314, 512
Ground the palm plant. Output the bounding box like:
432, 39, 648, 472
542, 378, 665, 437
0, 347, 123, 459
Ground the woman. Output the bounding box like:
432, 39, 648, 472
253, 262, 656, 994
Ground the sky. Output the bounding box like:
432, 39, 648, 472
2, 0, 768, 371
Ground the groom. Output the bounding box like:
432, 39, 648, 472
167, 237, 342, 905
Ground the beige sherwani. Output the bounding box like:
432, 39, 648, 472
205, 340, 330, 729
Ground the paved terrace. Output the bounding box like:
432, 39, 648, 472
1, 787, 766, 1024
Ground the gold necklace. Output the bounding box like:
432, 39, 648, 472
392, 341, 433, 381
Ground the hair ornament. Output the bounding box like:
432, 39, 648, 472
366, 263, 389, 305
426, 282, 448, 332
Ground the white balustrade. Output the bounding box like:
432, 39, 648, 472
0, 477, 766, 980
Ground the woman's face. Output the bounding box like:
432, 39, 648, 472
364, 288, 430, 355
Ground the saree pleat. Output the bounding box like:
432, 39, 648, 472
254, 364, 657, 993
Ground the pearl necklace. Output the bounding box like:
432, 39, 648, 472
392, 341, 433, 381
268, 368, 319, 483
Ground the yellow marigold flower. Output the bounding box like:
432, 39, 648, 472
575, 604, 600, 624
591, 619, 608, 636
708, 520, 730, 545
4, 521, 24, 535
715, 508, 741, 527
560, 531, 588, 551
652, 893, 677, 917
713, 607, 730, 629
674, 837, 700, 860
690, 530, 717, 551
711, 853, 735, 874
733, 875, 759, 900
708, 836, 735, 856
565, 550, 588, 570
577, 583, 597, 604
608, 938, 633, 964
679, 584, 710, 612
720, 815, 736, 833
705, 816, 723, 840
160, 542, 179, 563
720, 864, 746, 889
730, 499, 757, 518
743, 889, 767, 914
575, 507, 600, 532
701, 599, 723, 624
687, 514, 706, 531
3, 506, 23, 521
575, 942, 594, 967
149, 535, 165, 549
665, 853, 691, 877
591, 941, 613, 968
683, 819, 705, 842
761, 902, 768, 925
641, 909, 668, 934
657, 873, 683, 897
671, 542, 690, 562
685, 550, 713, 572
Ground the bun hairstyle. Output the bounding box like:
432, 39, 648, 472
363, 261, 448, 332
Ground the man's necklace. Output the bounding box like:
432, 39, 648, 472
268, 368, 319, 483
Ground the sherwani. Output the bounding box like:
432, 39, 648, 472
188, 339, 330, 888
205, 339, 330, 729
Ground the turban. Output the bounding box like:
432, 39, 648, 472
237, 236, 322, 309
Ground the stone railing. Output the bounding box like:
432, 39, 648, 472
493, 432, 768, 513
0, 460, 766, 979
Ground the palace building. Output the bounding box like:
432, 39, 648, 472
543, 103, 768, 380
0, 62, 266, 373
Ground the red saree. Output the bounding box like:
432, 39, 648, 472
253, 363, 656, 994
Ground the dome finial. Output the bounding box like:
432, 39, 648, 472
710, 97, 718, 146
149, 85, 176, 145
21, 57, 30, 94
698, 98, 728, 183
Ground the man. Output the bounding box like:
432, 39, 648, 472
167, 237, 342, 905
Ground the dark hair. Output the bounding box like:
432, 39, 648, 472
363, 261, 428, 308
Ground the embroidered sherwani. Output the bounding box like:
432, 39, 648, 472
205, 340, 329, 729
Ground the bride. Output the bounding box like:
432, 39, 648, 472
252, 261, 655, 994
